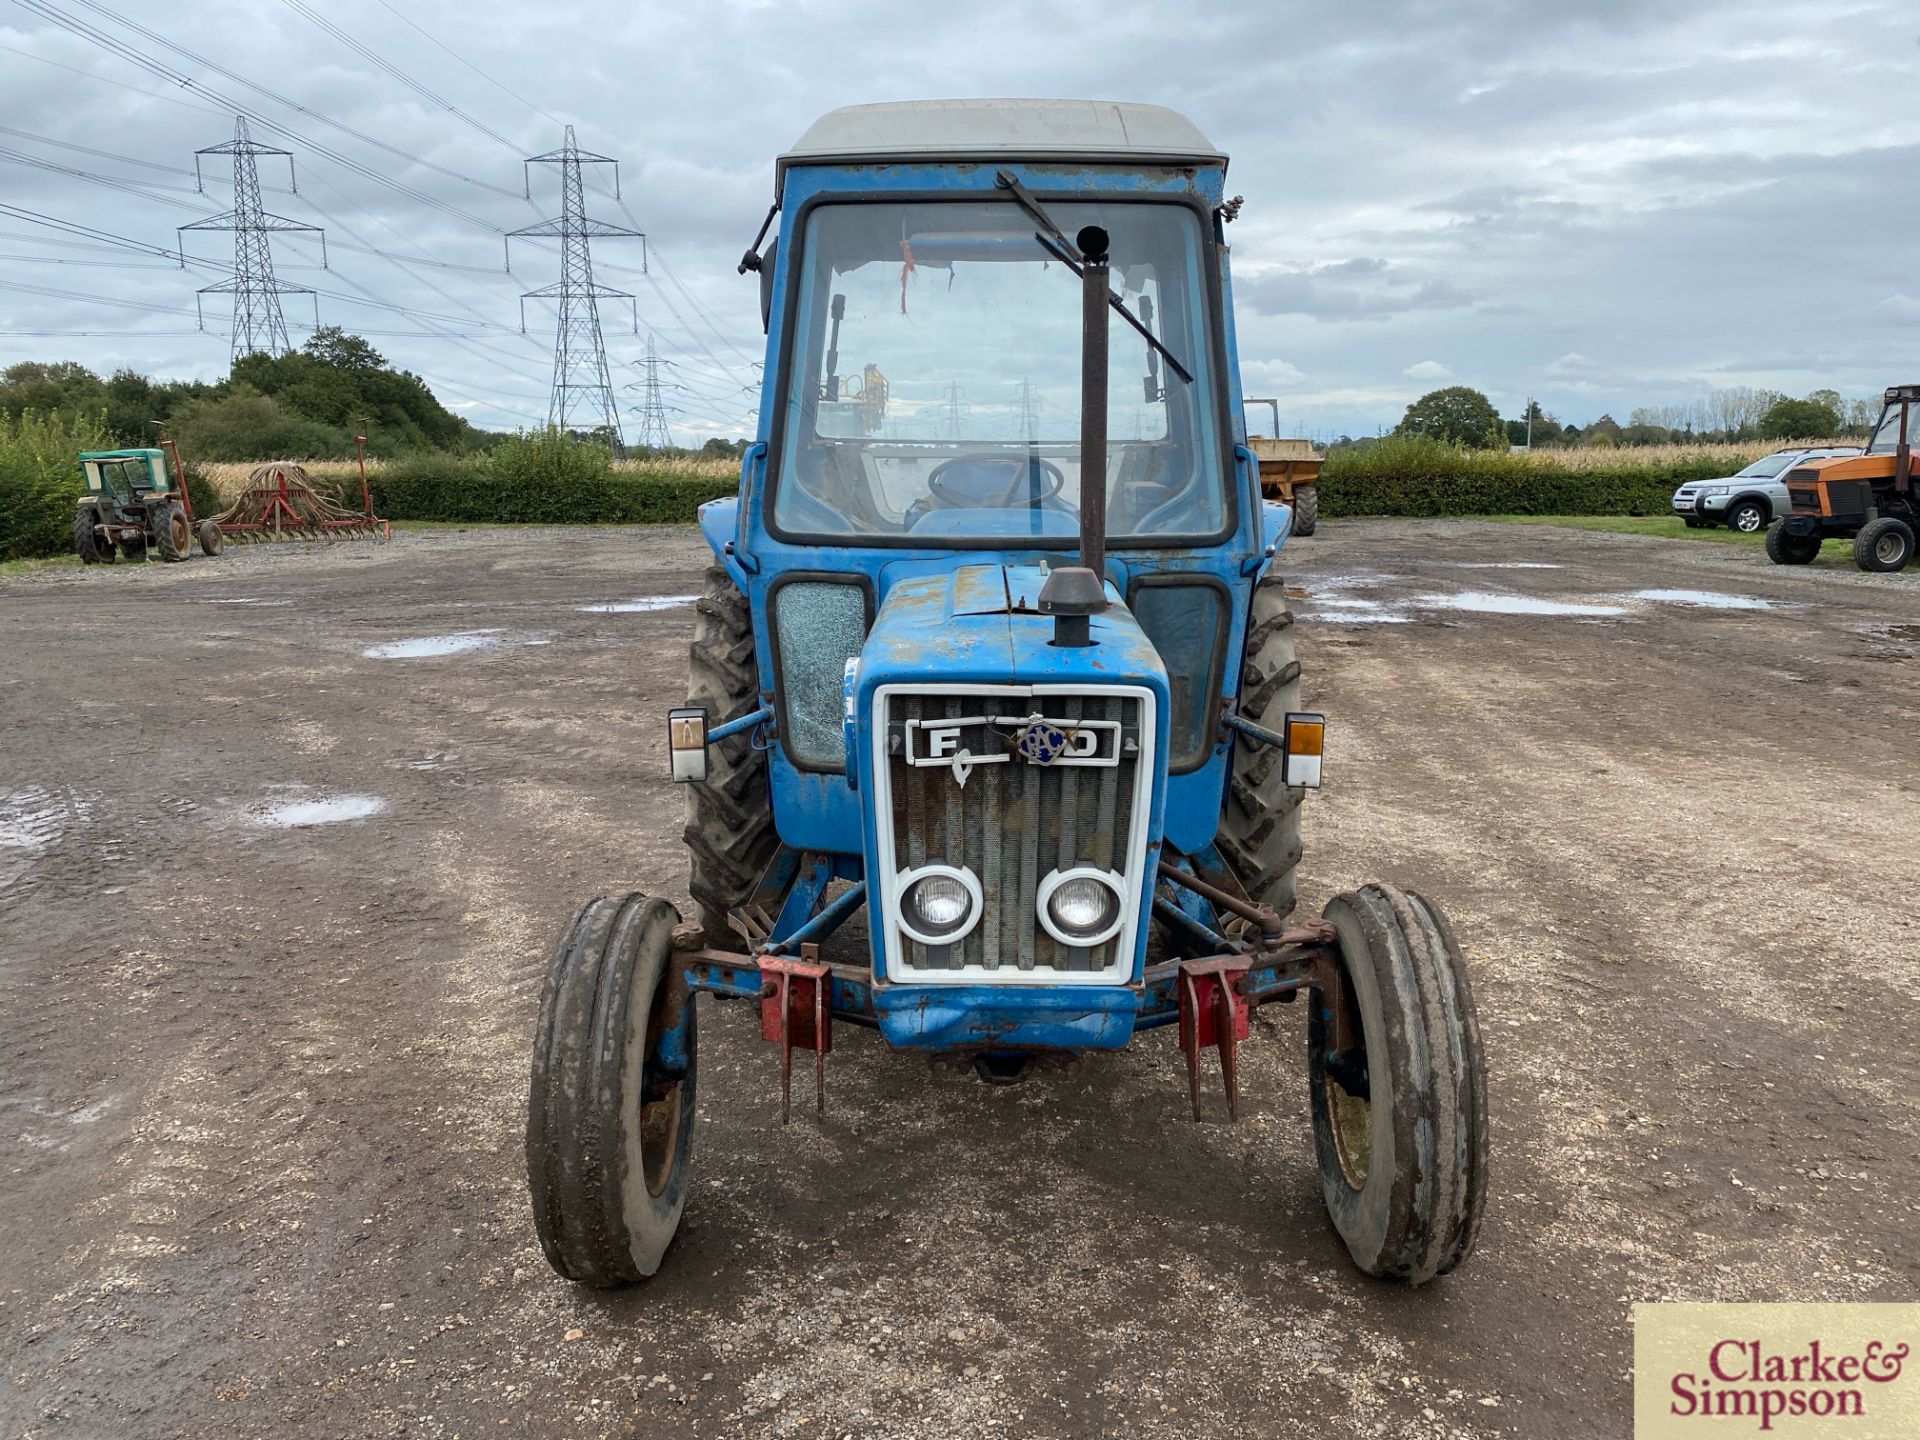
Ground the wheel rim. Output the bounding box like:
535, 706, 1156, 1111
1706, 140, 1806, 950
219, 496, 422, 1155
170, 513, 190, 551
1876, 534, 1903, 564
1322, 969, 1372, 1190
638, 973, 684, 1198
1736, 509, 1760, 531
1327, 1076, 1371, 1189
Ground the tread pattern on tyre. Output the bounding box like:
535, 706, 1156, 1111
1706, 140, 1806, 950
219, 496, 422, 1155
1764, 519, 1818, 565
528, 892, 691, 1287
73, 508, 111, 564
156, 503, 189, 563
1291, 485, 1318, 536
1216, 573, 1304, 917
1312, 883, 1487, 1284
682, 564, 777, 950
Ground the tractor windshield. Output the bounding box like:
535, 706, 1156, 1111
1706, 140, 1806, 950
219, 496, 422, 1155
769, 199, 1229, 546
1867, 404, 1908, 455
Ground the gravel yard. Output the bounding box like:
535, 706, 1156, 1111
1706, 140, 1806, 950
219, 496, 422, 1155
2, 520, 1916, 1439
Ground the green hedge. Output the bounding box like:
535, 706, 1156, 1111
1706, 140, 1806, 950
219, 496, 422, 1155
366, 448, 735, 524
0, 409, 112, 561
1319, 435, 1742, 518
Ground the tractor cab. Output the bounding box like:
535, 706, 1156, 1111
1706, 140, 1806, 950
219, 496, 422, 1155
525, 101, 1488, 1292
1770, 383, 1918, 572
80, 449, 171, 503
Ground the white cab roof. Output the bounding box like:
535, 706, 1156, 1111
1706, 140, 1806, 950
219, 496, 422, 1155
777, 99, 1223, 194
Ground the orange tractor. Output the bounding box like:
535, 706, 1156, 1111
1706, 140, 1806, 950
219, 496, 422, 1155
1766, 384, 1919, 573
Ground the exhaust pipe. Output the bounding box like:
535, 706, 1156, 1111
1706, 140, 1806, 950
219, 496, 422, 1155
1038, 223, 1114, 648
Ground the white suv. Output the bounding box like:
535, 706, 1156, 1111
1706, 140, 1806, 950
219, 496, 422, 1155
1672, 447, 1861, 533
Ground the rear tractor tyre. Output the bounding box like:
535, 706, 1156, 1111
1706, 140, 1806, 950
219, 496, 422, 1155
1725, 499, 1767, 534
1853, 517, 1915, 574
1764, 520, 1820, 566
1310, 883, 1487, 1284
682, 563, 777, 951
1291, 484, 1319, 537
527, 893, 696, 1287
156, 503, 191, 563
1215, 573, 1304, 919
197, 520, 223, 557
74, 508, 112, 565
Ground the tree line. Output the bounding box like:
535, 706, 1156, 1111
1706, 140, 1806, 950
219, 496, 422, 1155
1330, 384, 1882, 452
0, 330, 748, 463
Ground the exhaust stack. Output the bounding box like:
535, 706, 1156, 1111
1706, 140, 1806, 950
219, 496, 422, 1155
1038, 223, 1114, 648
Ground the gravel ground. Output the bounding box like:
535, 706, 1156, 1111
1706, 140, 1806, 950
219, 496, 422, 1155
2, 520, 1917, 1439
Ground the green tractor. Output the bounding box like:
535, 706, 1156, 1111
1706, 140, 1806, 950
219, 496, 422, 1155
74, 445, 221, 565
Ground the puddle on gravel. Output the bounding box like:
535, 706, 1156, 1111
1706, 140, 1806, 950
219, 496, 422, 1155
1413, 592, 1628, 617
257, 795, 386, 828
1450, 562, 1564, 570
576, 594, 700, 614
1, 788, 91, 856
1632, 589, 1772, 610
362, 630, 502, 659
204, 597, 292, 607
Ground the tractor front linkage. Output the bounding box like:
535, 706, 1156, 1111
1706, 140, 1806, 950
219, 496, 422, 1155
668, 845, 1345, 1125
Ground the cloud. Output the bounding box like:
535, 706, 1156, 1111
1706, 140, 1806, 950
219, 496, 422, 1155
1403, 360, 1452, 380
1237, 262, 1476, 322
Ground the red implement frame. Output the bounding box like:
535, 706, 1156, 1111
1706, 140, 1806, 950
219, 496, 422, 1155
1177, 956, 1250, 1122
758, 946, 831, 1124
209, 436, 389, 542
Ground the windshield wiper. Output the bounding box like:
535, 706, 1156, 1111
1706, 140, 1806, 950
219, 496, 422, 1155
994, 170, 1194, 385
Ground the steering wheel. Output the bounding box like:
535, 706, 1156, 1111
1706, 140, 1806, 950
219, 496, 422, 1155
926, 453, 1067, 510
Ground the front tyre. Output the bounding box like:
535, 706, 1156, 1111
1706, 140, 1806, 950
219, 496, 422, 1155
528, 893, 696, 1287
74, 507, 113, 564
197, 520, 224, 556
1310, 884, 1487, 1284
1725, 498, 1767, 533
1764, 520, 1820, 565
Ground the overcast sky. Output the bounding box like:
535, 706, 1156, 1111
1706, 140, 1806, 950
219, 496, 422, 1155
4, 0, 1918, 442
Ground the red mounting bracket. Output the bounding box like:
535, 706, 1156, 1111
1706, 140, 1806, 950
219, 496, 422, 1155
1177, 957, 1250, 1122
758, 945, 831, 1124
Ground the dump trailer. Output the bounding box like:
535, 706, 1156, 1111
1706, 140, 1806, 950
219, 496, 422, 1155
1245, 399, 1323, 535
1766, 384, 1920, 572
526, 100, 1488, 1290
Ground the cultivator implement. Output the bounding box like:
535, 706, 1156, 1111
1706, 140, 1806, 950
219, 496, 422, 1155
209, 437, 388, 543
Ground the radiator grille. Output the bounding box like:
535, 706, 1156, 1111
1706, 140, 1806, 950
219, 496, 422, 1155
878, 687, 1147, 982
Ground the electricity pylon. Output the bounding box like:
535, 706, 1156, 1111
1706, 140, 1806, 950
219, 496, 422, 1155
507, 126, 643, 454
633, 334, 674, 451
179, 117, 325, 360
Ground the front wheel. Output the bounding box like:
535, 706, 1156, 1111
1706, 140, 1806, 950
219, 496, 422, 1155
1764, 520, 1820, 565
74, 508, 113, 564
197, 520, 224, 556
528, 893, 697, 1286
1853, 517, 1915, 573
1310, 883, 1487, 1283
1725, 499, 1768, 533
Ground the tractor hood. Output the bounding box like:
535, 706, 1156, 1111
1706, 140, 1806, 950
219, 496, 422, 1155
858, 562, 1170, 694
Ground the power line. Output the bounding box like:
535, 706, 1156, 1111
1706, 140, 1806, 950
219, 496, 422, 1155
369, 0, 563, 128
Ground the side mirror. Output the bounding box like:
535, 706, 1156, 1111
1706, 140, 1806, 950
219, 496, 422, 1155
667, 707, 708, 783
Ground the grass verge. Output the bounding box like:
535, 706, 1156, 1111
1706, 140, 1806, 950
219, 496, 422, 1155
1477, 514, 1861, 565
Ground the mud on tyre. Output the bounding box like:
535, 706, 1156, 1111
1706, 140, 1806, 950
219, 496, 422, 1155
528, 893, 696, 1286
1310, 883, 1488, 1284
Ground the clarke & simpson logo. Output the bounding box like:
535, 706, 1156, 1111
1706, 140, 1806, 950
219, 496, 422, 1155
1636, 1305, 1920, 1439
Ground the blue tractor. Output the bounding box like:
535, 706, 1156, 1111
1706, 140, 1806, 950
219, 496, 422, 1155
527, 100, 1488, 1289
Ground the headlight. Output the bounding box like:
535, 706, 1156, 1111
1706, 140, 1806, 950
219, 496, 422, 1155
1037, 867, 1126, 947
896, 864, 982, 945
1702, 485, 1729, 496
